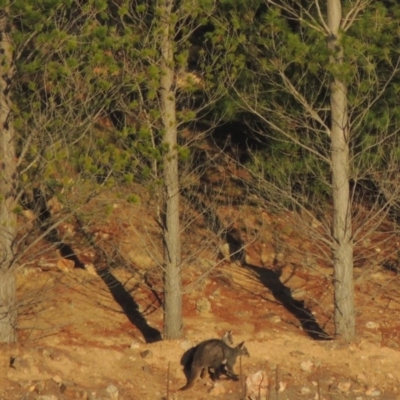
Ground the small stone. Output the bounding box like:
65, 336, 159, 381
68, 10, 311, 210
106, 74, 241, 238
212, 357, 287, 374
142, 365, 151, 373
300, 386, 311, 395
337, 380, 351, 393
196, 298, 211, 313
357, 373, 367, 382
88, 392, 97, 400
59, 383, 67, 393
130, 340, 141, 350
300, 360, 313, 372
219, 243, 231, 262
292, 289, 306, 299
18, 380, 32, 389
140, 350, 152, 359
246, 371, 269, 399
269, 315, 282, 324
35, 381, 46, 394
311, 218, 322, 228
365, 321, 379, 329
57, 258, 75, 273
42, 348, 53, 358
84, 263, 98, 276
278, 381, 287, 393
52, 375, 63, 384
260, 248, 275, 266
366, 387, 381, 397
290, 350, 304, 357
106, 384, 119, 399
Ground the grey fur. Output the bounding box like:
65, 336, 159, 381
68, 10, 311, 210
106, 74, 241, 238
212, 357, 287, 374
180, 340, 249, 391
199, 330, 233, 379
222, 330, 234, 345
181, 330, 233, 380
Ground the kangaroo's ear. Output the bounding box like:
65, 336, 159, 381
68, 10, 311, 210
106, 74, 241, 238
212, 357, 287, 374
238, 341, 245, 348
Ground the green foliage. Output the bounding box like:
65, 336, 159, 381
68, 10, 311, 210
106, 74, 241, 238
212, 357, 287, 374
177, 145, 190, 161
126, 194, 140, 204
219, 0, 400, 206
11, 0, 400, 214
12, 205, 23, 215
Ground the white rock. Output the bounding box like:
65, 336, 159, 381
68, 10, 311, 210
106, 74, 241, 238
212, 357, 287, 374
246, 371, 269, 399
269, 315, 282, 324
51, 375, 62, 384
278, 381, 287, 393
365, 321, 379, 329
106, 384, 119, 399
84, 263, 98, 276
292, 288, 306, 299
130, 340, 141, 350
366, 387, 381, 397
300, 360, 313, 372
196, 298, 211, 313
219, 243, 231, 261
300, 386, 311, 395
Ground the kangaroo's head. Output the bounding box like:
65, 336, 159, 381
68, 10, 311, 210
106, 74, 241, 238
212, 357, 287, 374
237, 341, 250, 357
222, 330, 234, 345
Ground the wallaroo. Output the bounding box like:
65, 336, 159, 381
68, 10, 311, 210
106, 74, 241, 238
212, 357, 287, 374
181, 330, 233, 381
180, 338, 250, 391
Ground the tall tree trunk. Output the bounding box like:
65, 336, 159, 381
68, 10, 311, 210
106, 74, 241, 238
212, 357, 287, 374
327, 0, 355, 341
0, 9, 18, 343
159, 0, 183, 339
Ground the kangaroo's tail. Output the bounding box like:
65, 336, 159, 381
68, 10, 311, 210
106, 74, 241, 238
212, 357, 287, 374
179, 380, 195, 391
179, 368, 201, 391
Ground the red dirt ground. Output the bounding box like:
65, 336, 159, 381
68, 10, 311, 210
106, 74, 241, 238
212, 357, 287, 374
1, 191, 400, 400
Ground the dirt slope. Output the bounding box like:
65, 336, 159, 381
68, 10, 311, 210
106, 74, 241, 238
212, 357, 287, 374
2, 190, 400, 399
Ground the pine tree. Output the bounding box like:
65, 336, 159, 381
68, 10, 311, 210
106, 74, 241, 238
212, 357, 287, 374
3, 0, 237, 341
0, 0, 124, 342
229, 0, 400, 341
0, 7, 18, 343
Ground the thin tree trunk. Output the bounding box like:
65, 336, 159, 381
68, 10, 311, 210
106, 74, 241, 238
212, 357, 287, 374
159, 0, 183, 339
0, 9, 18, 343
327, 0, 355, 341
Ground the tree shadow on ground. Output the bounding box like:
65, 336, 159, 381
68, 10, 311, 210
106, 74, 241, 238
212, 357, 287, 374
182, 188, 329, 339
26, 188, 162, 343
96, 268, 162, 343
221, 224, 330, 340
24, 188, 86, 268
245, 262, 331, 340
